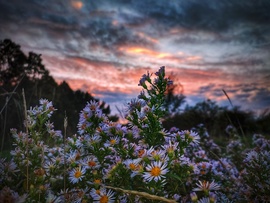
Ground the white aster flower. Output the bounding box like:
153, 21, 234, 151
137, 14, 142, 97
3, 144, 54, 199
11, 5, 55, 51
90, 188, 115, 203
69, 166, 86, 184
104, 136, 120, 147
185, 130, 200, 146
123, 158, 142, 177
193, 180, 220, 193
81, 155, 100, 169
143, 161, 168, 182
198, 197, 210, 203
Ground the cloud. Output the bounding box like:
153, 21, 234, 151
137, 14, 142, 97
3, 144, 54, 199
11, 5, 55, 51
0, 0, 269, 116
193, 82, 270, 114
71, 0, 83, 10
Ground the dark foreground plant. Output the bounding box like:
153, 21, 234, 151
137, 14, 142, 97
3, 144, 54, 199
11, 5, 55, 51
0, 66, 269, 203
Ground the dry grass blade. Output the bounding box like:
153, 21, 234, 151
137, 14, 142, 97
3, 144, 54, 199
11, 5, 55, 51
222, 89, 245, 137
63, 115, 68, 194
0, 74, 25, 115
222, 89, 233, 108
105, 185, 177, 203
1, 97, 8, 152
22, 89, 29, 192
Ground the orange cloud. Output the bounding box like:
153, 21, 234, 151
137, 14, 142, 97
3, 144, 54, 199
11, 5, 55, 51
118, 45, 202, 67
119, 46, 171, 58
71, 0, 83, 10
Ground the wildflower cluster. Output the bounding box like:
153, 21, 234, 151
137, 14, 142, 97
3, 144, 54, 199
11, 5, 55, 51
0, 66, 269, 202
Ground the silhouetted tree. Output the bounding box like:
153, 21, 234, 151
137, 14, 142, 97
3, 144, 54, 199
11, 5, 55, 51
0, 39, 118, 151
163, 99, 225, 133
0, 39, 48, 85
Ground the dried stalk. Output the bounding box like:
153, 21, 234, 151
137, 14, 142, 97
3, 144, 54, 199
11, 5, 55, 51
22, 89, 29, 192
105, 185, 177, 203
0, 74, 25, 115
1, 97, 8, 152
63, 116, 68, 195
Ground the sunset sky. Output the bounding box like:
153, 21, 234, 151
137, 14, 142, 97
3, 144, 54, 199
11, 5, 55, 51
0, 0, 270, 116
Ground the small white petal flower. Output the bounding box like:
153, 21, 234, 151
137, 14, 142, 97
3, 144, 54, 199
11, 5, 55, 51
198, 197, 210, 203
143, 161, 168, 182
69, 166, 86, 184
193, 180, 220, 192
123, 158, 142, 177
81, 155, 100, 169
90, 188, 115, 203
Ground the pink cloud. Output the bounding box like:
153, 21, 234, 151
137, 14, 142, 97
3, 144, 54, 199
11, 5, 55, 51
40, 45, 269, 116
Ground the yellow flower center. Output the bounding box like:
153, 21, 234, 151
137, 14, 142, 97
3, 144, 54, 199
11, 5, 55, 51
138, 149, 145, 157
167, 146, 174, 153
110, 139, 116, 145
90, 105, 96, 111
129, 163, 137, 170
88, 161, 96, 167
74, 170, 82, 178
150, 166, 161, 177
75, 153, 81, 161
200, 170, 206, 175
94, 179, 101, 184
100, 195, 108, 203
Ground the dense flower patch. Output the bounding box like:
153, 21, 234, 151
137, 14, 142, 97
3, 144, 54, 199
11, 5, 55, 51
0, 67, 269, 202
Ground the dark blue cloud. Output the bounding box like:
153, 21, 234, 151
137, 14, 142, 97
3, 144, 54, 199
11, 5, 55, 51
96, 0, 270, 35
1, 0, 270, 48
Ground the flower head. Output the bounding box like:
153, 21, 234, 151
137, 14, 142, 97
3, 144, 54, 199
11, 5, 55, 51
104, 136, 120, 147
148, 148, 168, 162
82, 156, 100, 169
198, 197, 210, 203
143, 161, 168, 182
90, 188, 115, 203
182, 130, 200, 146
69, 166, 86, 184
190, 192, 198, 202
124, 158, 142, 177
138, 72, 151, 88
193, 180, 220, 193
162, 140, 179, 158
195, 162, 212, 176
0, 187, 27, 203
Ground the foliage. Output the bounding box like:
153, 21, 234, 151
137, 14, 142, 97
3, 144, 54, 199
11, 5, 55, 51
1, 67, 269, 202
